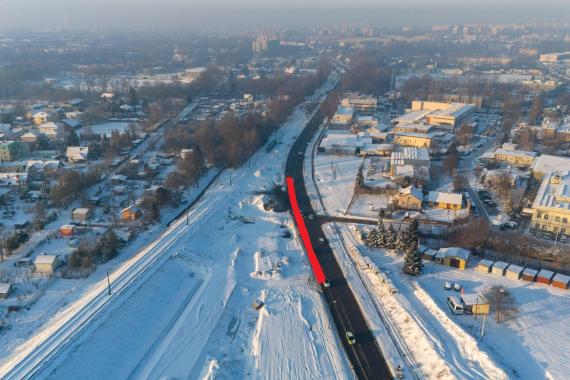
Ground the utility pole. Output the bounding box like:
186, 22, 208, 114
107, 271, 111, 295
480, 313, 486, 340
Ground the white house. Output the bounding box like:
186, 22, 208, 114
66, 147, 89, 163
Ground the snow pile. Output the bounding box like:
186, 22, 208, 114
250, 251, 287, 280
199, 359, 219, 380
250, 289, 352, 380
412, 283, 508, 380
379, 287, 454, 379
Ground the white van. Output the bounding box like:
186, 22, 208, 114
447, 296, 465, 315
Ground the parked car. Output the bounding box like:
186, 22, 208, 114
453, 283, 462, 291
444, 281, 452, 290
447, 296, 465, 315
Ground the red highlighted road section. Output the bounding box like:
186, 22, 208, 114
286, 176, 326, 284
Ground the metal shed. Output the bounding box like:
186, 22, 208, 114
491, 261, 509, 276
537, 269, 555, 285
505, 264, 524, 280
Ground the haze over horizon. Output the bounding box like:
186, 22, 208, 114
1, 0, 569, 32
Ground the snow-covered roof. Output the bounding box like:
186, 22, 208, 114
506, 264, 524, 274
492, 261, 509, 270
523, 267, 538, 276
0, 282, 11, 294
532, 170, 570, 211
393, 109, 432, 125
478, 259, 494, 267
34, 255, 57, 265
436, 247, 470, 261
461, 293, 487, 306
537, 269, 555, 279
428, 191, 463, 205
531, 155, 570, 176
494, 148, 537, 159
399, 186, 423, 200
336, 106, 354, 116
552, 273, 570, 284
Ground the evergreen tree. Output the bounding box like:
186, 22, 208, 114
403, 219, 420, 251
395, 229, 407, 252
356, 166, 364, 188
403, 241, 423, 276
377, 221, 387, 248
98, 228, 120, 262
367, 228, 380, 248
386, 224, 396, 250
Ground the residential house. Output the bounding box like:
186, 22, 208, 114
121, 205, 142, 221
34, 255, 59, 275
72, 208, 91, 223
37, 122, 61, 141
392, 186, 423, 210
66, 146, 89, 163
434, 247, 470, 270
428, 191, 463, 210
32, 111, 49, 125
0, 141, 29, 162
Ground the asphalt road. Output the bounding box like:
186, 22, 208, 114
286, 109, 392, 380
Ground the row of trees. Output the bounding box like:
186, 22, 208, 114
165, 149, 205, 194
367, 220, 423, 276
162, 68, 331, 171
341, 54, 392, 96
67, 229, 121, 270
49, 168, 103, 207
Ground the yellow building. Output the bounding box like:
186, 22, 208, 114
461, 294, 490, 315
531, 171, 570, 237
410, 100, 475, 130
493, 148, 537, 167
34, 255, 59, 275
434, 247, 470, 270
428, 191, 463, 210
393, 132, 432, 148
32, 111, 49, 125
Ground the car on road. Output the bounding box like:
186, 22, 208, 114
308, 214, 315, 220
318, 237, 326, 245
444, 281, 452, 290
345, 331, 356, 345
323, 279, 331, 288
297, 151, 303, 159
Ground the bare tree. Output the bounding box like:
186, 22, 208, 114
485, 285, 518, 323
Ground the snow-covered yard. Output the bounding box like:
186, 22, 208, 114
355, 234, 570, 380
313, 154, 363, 216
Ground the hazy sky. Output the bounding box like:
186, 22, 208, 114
0, 0, 569, 31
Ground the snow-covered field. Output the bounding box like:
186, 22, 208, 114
1, 74, 354, 379
313, 154, 363, 216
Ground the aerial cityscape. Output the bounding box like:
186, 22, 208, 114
0, 1, 569, 379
